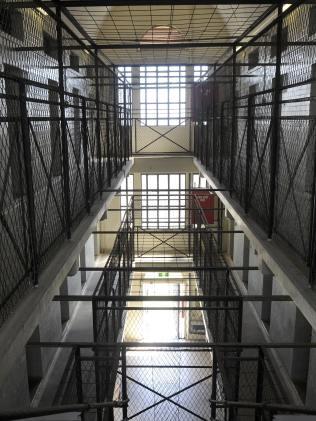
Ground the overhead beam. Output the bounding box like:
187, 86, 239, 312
53, 294, 292, 302
15, 41, 316, 52
12, 0, 316, 7
78, 265, 258, 271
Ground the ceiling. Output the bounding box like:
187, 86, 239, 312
65, 4, 273, 65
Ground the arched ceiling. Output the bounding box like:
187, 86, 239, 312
66, 4, 273, 65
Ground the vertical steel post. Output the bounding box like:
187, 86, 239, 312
268, 4, 283, 238
56, 5, 71, 238
113, 73, 119, 175
230, 46, 237, 196
75, 346, 83, 404
308, 172, 316, 288
81, 98, 91, 213
245, 94, 254, 213
106, 104, 112, 186
121, 346, 128, 420
212, 65, 217, 173
219, 102, 225, 183
94, 50, 103, 195
255, 348, 265, 421
19, 82, 38, 285
92, 299, 102, 421
211, 351, 218, 420
123, 83, 127, 165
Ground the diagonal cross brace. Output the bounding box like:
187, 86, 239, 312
136, 118, 190, 153
117, 370, 212, 421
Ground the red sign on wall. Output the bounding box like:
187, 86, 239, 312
190, 191, 215, 224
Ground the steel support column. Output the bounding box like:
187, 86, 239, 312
94, 50, 103, 195
82, 99, 91, 212
245, 94, 254, 213
19, 82, 38, 285
56, 5, 71, 238
230, 46, 237, 196
268, 4, 283, 238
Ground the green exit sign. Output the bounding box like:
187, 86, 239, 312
158, 272, 169, 278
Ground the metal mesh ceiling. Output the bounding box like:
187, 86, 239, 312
66, 4, 272, 65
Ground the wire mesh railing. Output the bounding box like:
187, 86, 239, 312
18, 342, 316, 421
0, 72, 132, 328
192, 2, 316, 287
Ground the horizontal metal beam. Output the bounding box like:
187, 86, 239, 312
92, 230, 243, 234
208, 400, 316, 415
93, 306, 240, 310
106, 188, 226, 192
0, 401, 127, 421
18, 41, 316, 51
100, 207, 225, 211
28, 341, 316, 349
79, 266, 258, 271
13, 0, 303, 7
53, 294, 291, 302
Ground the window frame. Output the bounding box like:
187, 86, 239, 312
120, 174, 134, 221
140, 65, 186, 126
141, 173, 186, 229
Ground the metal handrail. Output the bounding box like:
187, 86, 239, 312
0, 400, 128, 420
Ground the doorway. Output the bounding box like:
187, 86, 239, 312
142, 282, 185, 341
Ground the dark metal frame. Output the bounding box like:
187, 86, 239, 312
193, 1, 316, 287
0, 71, 132, 327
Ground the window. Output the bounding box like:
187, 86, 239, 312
0, 6, 24, 41
118, 66, 132, 108
120, 174, 134, 221
141, 174, 185, 229
4, 64, 27, 199
70, 53, 79, 72
140, 66, 186, 126
192, 174, 207, 189
48, 79, 62, 177
43, 31, 58, 60
309, 5, 316, 36
271, 27, 288, 58
248, 49, 259, 70
194, 65, 209, 82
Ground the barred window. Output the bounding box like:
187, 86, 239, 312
120, 174, 134, 221
194, 65, 209, 82
191, 174, 208, 188
118, 66, 132, 108
140, 66, 186, 126
141, 174, 186, 229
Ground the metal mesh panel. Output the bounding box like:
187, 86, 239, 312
0, 1, 131, 326
0, 76, 31, 325
192, 3, 316, 285
120, 347, 213, 421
